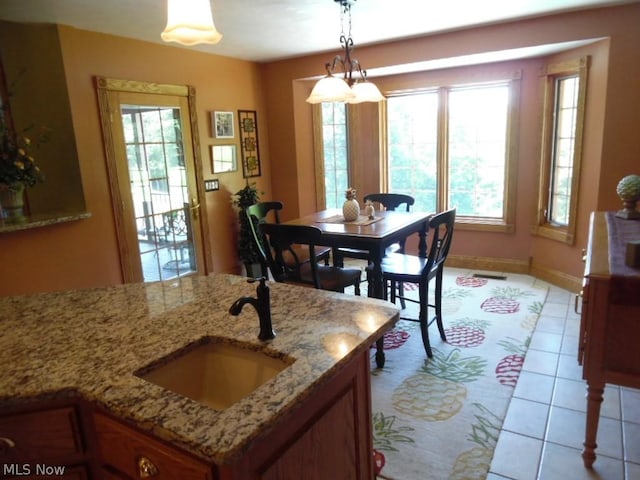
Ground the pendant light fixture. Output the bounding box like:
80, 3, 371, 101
306, 0, 383, 104
161, 0, 223, 46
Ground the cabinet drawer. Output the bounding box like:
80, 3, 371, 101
94, 412, 212, 480
0, 406, 84, 463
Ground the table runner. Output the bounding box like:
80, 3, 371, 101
315, 214, 384, 226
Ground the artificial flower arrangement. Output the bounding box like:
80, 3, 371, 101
0, 120, 46, 191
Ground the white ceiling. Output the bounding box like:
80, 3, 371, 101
0, 0, 634, 62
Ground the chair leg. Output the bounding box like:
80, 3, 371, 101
419, 280, 433, 358
397, 281, 407, 309
435, 267, 447, 342
354, 281, 361, 296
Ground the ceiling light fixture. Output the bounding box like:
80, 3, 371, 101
161, 0, 223, 46
306, 0, 384, 104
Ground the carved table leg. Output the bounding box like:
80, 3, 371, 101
582, 382, 604, 468
375, 337, 385, 368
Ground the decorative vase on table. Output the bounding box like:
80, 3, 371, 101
0, 183, 26, 223
615, 174, 640, 220
342, 187, 360, 222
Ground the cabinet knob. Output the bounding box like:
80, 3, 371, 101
0, 436, 16, 451
137, 455, 159, 478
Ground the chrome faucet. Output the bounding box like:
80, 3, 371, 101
229, 277, 275, 340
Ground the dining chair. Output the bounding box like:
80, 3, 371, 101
246, 202, 330, 278
333, 193, 415, 306
259, 222, 361, 295
376, 208, 456, 358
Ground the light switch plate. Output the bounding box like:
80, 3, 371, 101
204, 179, 220, 192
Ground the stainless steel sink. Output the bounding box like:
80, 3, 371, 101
137, 339, 294, 410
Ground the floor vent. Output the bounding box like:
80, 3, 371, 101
473, 273, 508, 281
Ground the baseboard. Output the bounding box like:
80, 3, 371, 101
447, 254, 582, 292
529, 263, 582, 293
446, 254, 530, 274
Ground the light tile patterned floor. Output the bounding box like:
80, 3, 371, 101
488, 282, 640, 480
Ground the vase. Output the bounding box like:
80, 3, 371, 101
615, 174, 640, 220
0, 183, 27, 223
342, 198, 360, 222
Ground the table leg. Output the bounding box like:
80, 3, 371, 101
582, 382, 604, 468
375, 337, 385, 368
369, 252, 386, 368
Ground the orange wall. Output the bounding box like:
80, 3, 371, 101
261, 3, 640, 282
1, 3, 639, 296
0, 26, 272, 295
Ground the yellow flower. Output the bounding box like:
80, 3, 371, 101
14, 160, 25, 170
17, 148, 26, 156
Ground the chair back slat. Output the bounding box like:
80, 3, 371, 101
364, 193, 415, 212
423, 208, 456, 277
259, 223, 323, 288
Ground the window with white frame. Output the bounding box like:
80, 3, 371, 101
535, 57, 588, 244
385, 75, 520, 231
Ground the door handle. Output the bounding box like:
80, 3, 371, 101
189, 197, 200, 220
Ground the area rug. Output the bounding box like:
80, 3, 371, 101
363, 267, 549, 480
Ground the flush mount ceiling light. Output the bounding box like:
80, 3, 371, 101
161, 0, 223, 46
306, 0, 384, 104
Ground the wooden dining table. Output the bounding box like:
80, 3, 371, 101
285, 208, 431, 367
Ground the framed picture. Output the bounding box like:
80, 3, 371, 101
238, 110, 261, 178
212, 111, 234, 138
211, 145, 237, 173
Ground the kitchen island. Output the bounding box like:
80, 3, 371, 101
0, 273, 399, 478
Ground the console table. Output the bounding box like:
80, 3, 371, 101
578, 211, 640, 467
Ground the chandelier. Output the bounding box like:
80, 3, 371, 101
306, 0, 384, 104
161, 0, 223, 46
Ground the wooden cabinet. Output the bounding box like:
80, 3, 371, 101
0, 402, 94, 479
1, 350, 374, 479
94, 412, 214, 480
578, 212, 640, 467
95, 349, 374, 480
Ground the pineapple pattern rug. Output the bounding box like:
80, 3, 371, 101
368, 267, 549, 479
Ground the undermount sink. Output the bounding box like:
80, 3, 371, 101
137, 338, 294, 410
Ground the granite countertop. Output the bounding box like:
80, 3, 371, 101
0, 273, 399, 465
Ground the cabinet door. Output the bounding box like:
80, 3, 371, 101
94, 412, 213, 480
0, 407, 84, 463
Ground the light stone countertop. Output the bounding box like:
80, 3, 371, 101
0, 273, 399, 465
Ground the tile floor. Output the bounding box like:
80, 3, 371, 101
488, 280, 640, 480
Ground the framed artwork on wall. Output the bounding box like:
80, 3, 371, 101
211, 145, 237, 173
212, 111, 234, 138
238, 109, 261, 178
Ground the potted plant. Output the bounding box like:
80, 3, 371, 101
0, 119, 46, 223
231, 181, 262, 277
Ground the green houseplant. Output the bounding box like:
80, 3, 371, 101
231, 182, 262, 276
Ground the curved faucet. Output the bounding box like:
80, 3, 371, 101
229, 277, 275, 340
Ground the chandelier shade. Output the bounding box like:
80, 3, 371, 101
306, 0, 383, 104
349, 81, 384, 104
161, 0, 223, 46
306, 74, 355, 104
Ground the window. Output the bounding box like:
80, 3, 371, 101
535, 57, 588, 244
313, 102, 349, 209
385, 75, 520, 231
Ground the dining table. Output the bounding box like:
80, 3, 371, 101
285, 208, 431, 367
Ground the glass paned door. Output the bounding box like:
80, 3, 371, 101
122, 105, 197, 282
